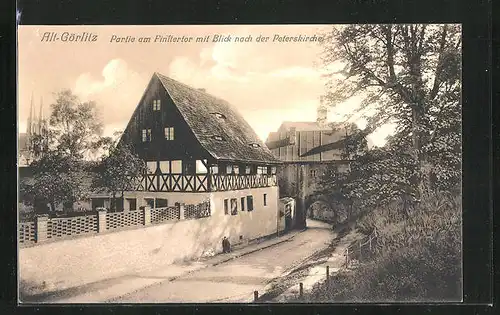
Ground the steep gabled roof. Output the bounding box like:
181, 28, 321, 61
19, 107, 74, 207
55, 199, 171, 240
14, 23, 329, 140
156, 73, 281, 164
279, 121, 330, 132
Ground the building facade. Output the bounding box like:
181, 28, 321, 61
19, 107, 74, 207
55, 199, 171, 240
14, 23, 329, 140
265, 99, 354, 227
91, 73, 283, 244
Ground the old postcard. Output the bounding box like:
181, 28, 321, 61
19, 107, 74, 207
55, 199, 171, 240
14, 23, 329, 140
17, 24, 462, 303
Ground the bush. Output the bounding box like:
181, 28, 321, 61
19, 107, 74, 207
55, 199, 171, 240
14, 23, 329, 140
298, 190, 462, 302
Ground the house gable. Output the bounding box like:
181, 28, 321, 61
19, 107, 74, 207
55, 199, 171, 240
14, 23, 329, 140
120, 75, 212, 163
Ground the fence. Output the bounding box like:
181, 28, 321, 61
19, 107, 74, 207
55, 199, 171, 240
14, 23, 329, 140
150, 206, 180, 224
18, 201, 211, 247
250, 230, 379, 303
344, 227, 378, 267
184, 201, 211, 219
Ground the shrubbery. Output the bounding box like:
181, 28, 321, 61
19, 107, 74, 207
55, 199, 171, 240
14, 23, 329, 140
293, 190, 462, 302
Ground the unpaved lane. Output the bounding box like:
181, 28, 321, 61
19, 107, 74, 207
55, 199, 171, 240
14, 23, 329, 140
114, 220, 333, 303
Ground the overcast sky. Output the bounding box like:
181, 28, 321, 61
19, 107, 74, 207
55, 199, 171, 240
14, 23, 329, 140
18, 25, 395, 146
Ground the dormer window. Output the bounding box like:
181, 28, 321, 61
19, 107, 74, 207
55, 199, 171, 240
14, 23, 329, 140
212, 135, 225, 141
250, 143, 260, 148
211, 112, 226, 120
153, 99, 161, 111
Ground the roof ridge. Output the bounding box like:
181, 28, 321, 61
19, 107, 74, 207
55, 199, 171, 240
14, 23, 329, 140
155, 72, 218, 100
156, 73, 280, 164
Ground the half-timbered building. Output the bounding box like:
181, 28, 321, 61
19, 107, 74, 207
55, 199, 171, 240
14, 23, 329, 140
91, 73, 283, 243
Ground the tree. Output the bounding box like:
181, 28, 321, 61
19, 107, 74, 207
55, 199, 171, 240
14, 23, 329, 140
92, 140, 146, 212
49, 89, 106, 160
21, 90, 109, 212
321, 24, 462, 199
25, 152, 91, 212
319, 123, 420, 220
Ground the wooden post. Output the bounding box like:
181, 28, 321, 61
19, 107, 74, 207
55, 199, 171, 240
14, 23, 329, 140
176, 202, 185, 220
326, 266, 330, 284
276, 204, 280, 238
254, 290, 258, 301
35, 214, 49, 243
143, 206, 151, 226
97, 208, 107, 233
299, 283, 303, 298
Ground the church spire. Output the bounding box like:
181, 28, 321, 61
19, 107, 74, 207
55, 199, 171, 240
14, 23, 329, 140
38, 96, 44, 134
27, 91, 35, 137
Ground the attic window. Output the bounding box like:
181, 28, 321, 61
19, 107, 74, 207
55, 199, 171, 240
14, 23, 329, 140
211, 112, 226, 119
212, 135, 225, 141
249, 143, 260, 148
153, 99, 161, 111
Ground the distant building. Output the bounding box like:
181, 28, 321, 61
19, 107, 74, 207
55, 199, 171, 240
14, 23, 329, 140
90, 73, 284, 243
19, 93, 47, 166
265, 97, 356, 227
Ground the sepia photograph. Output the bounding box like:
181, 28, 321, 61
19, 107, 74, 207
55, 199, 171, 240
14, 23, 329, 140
17, 24, 462, 303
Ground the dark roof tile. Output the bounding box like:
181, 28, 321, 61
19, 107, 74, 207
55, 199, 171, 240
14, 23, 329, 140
156, 73, 281, 164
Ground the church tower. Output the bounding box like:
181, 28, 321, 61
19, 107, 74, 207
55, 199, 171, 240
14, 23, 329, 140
316, 95, 329, 128
26, 92, 36, 150
38, 96, 47, 135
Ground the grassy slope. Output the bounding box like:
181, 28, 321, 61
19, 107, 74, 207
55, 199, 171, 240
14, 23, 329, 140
289, 191, 462, 302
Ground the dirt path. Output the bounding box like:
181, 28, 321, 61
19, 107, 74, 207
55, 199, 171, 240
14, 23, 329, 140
110, 220, 333, 303
256, 221, 364, 302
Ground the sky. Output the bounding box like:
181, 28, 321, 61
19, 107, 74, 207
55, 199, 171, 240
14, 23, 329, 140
18, 25, 395, 147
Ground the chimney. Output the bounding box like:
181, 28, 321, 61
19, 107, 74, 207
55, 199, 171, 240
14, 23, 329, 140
317, 96, 328, 127
288, 127, 297, 145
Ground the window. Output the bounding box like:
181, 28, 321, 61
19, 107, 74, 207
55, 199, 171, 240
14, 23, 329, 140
196, 160, 208, 174
224, 199, 229, 215
155, 198, 168, 207
249, 165, 257, 175
153, 99, 161, 111
145, 198, 155, 208
226, 165, 233, 174
126, 198, 137, 211
247, 195, 254, 211
142, 129, 152, 142
263, 194, 267, 206
146, 161, 157, 174
210, 165, 219, 174
310, 169, 318, 177
245, 165, 251, 174
184, 161, 196, 175
171, 160, 182, 174
240, 197, 245, 211
211, 112, 226, 119
233, 165, 240, 175
159, 161, 170, 173
230, 198, 238, 215
164, 127, 174, 140
271, 166, 277, 174
257, 166, 266, 175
